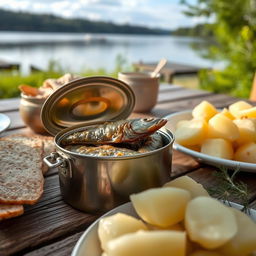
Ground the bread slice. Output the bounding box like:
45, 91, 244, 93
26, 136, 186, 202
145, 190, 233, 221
0, 204, 24, 221
4, 134, 55, 175
0, 139, 44, 204
37, 136, 55, 175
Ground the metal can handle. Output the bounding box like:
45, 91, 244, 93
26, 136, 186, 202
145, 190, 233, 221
44, 152, 65, 168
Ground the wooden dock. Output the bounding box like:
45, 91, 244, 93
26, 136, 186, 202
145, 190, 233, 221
133, 61, 206, 83
0, 59, 20, 71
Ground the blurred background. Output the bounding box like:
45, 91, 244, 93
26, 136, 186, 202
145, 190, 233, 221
0, 0, 255, 99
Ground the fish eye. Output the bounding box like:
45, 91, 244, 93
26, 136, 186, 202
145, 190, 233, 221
143, 118, 153, 122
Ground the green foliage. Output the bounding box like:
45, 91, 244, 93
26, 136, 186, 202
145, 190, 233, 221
182, 0, 256, 98
0, 8, 170, 35
172, 23, 214, 38
0, 55, 132, 99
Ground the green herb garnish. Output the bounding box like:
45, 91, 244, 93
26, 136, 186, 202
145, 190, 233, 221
208, 166, 250, 213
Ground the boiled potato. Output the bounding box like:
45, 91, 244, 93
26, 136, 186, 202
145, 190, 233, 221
229, 101, 253, 118
239, 106, 256, 118
147, 222, 184, 231
234, 142, 256, 163
207, 114, 239, 141
175, 119, 208, 146
192, 101, 218, 121
220, 108, 235, 120
176, 120, 191, 129
201, 138, 234, 160
190, 250, 223, 256
98, 213, 147, 251
164, 176, 209, 198
219, 208, 256, 256
185, 197, 237, 249
106, 230, 186, 256
233, 119, 256, 145
130, 187, 191, 227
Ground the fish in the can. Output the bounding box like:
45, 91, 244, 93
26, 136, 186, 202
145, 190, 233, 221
65, 145, 138, 157
61, 118, 167, 145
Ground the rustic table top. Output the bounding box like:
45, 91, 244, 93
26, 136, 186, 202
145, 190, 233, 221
0, 83, 256, 256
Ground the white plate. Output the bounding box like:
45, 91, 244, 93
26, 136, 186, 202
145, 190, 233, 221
165, 110, 256, 173
72, 201, 256, 256
0, 113, 10, 134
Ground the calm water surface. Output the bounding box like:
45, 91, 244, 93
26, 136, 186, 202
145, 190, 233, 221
0, 32, 220, 74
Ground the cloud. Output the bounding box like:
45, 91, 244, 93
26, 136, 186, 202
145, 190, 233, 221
0, 0, 202, 29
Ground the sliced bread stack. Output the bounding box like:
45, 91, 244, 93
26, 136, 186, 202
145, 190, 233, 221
0, 134, 55, 221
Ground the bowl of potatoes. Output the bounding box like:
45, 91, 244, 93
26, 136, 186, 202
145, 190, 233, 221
72, 175, 256, 256
165, 100, 256, 172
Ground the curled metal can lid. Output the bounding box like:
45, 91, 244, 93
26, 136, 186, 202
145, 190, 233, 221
41, 76, 135, 135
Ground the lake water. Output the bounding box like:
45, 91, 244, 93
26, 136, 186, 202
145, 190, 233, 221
0, 32, 221, 74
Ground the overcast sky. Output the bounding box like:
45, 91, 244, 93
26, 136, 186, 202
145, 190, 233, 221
0, 0, 204, 30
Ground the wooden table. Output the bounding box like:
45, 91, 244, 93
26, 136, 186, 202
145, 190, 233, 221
1, 84, 256, 256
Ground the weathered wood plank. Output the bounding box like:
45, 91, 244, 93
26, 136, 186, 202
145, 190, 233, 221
0, 175, 99, 255
158, 88, 211, 103
0, 97, 20, 112
171, 150, 200, 178
24, 231, 84, 256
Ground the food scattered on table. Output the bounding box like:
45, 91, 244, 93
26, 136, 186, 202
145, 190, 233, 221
97, 175, 256, 256
174, 100, 256, 163
63, 118, 166, 156
19, 73, 80, 99
0, 205, 24, 221
0, 134, 54, 221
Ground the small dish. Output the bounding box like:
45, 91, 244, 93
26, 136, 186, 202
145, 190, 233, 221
0, 113, 11, 134
72, 201, 256, 256
164, 110, 256, 173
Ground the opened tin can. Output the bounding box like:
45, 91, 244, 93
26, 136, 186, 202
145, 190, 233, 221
42, 76, 174, 213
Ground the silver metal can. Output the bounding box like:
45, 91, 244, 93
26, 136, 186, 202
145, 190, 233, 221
44, 124, 174, 213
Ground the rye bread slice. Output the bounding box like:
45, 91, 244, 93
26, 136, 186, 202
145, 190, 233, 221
4, 134, 55, 175
0, 139, 44, 204
0, 204, 24, 221
37, 136, 55, 175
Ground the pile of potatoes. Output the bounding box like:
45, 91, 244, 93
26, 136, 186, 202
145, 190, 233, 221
174, 101, 256, 163
97, 176, 256, 256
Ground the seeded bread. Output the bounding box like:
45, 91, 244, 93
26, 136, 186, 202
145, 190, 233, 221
0, 139, 44, 204
0, 205, 24, 221
39, 136, 55, 175
2, 134, 55, 175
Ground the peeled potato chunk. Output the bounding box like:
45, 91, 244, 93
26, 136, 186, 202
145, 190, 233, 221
201, 138, 234, 160
207, 114, 239, 141
192, 101, 218, 121
185, 197, 237, 249
220, 108, 235, 120
164, 176, 209, 198
229, 101, 253, 118
233, 119, 256, 145
234, 142, 256, 163
106, 230, 186, 256
190, 251, 223, 256
175, 119, 208, 146
176, 120, 191, 129
218, 208, 256, 256
239, 106, 256, 118
98, 213, 147, 251
130, 187, 191, 227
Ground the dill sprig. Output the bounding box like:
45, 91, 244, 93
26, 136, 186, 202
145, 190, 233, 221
208, 166, 250, 213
